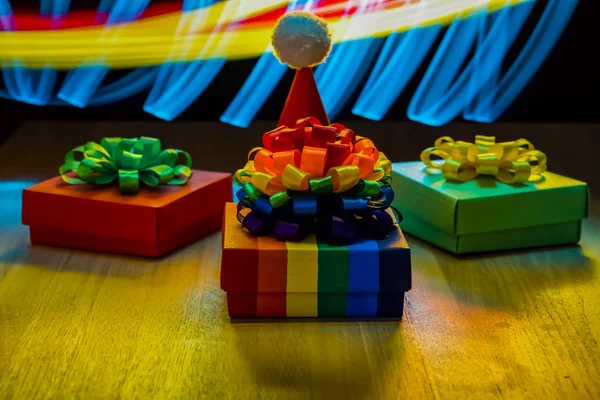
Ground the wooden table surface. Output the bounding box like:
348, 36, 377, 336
1, 122, 599, 400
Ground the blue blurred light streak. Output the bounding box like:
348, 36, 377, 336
143, 0, 225, 120
464, 0, 578, 122
1, 67, 157, 105
21, 0, 71, 106
463, 8, 503, 120
90, 67, 158, 105
57, 0, 151, 108
0, 0, 68, 107
409, 1, 535, 126
315, 0, 386, 120
407, 10, 483, 125
352, 0, 442, 121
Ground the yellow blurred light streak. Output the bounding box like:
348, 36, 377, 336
168, 0, 252, 63
331, 0, 528, 40
0, 0, 531, 69
2, 0, 289, 40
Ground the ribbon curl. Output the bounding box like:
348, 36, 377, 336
420, 135, 547, 184
234, 117, 400, 243
235, 117, 392, 206
59, 137, 192, 194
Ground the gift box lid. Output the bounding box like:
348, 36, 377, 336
22, 171, 232, 244
392, 161, 589, 236
221, 203, 412, 294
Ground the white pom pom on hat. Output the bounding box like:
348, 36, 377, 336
271, 11, 332, 127
272, 11, 332, 70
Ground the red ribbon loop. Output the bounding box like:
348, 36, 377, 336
337, 128, 356, 151
260, 117, 381, 179
263, 126, 296, 152
309, 125, 338, 148
325, 142, 351, 171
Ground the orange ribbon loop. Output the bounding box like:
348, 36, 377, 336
272, 149, 301, 176
355, 138, 379, 163
244, 117, 386, 191
300, 146, 328, 178
343, 153, 375, 179
250, 148, 274, 174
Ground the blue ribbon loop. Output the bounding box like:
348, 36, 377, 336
236, 185, 401, 243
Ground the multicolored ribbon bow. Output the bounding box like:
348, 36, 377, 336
59, 137, 192, 194
235, 117, 400, 243
420, 135, 547, 184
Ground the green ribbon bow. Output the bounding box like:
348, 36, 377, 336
59, 137, 193, 194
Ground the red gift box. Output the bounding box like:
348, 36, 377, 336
22, 170, 232, 257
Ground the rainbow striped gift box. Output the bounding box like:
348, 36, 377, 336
221, 203, 412, 318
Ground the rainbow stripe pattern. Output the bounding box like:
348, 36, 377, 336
221, 203, 411, 318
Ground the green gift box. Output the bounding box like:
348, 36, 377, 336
391, 161, 589, 254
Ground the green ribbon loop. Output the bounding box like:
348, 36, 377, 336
263, 178, 392, 209
59, 137, 193, 194
270, 190, 294, 208
119, 170, 140, 193
243, 182, 261, 202
351, 180, 381, 197
309, 176, 334, 194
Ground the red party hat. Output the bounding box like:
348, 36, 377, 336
278, 67, 330, 128
271, 12, 333, 127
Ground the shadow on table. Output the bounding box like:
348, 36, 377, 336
411, 235, 596, 311
232, 320, 404, 399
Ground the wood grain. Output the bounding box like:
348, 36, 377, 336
0, 122, 599, 399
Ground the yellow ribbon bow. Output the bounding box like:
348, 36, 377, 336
420, 135, 547, 184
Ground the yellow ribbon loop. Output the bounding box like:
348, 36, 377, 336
251, 172, 284, 196
235, 152, 394, 196
235, 161, 255, 184
376, 152, 392, 172
365, 152, 391, 182
282, 165, 312, 191
421, 135, 547, 184
327, 165, 361, 193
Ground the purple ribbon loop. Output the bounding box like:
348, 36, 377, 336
328, 215, 357, 242
273, 220, 310, 241
240, 210, 269, 236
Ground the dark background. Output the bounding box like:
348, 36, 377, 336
0, 0, 598, 129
